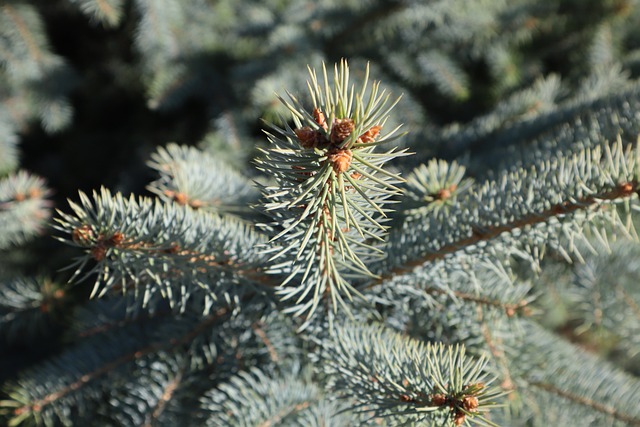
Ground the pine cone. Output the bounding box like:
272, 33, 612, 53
330, 118, 355, 144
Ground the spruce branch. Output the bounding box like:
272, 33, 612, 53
385, 136, 640, 281
0, 277, 67, 344
101, 353, 202, 427
0, 3, 75, 133
0, 171, 51, 250
478, 311, 517, 398
400, 159, 474, 217
133, 0, 183, 62
70, 297, 169, 339
4, 2, 640, 426
417, 51, 470, 101
370, 258, 534, 337
147, 143, 260, 218
530, 382, 640, 426
510, 320, 640, 426
257, 59, 409, 325
1, 296, 303, 426
202, 368, 322, 426
54, 188, 269, 312
457, 83, 640, 172
320, 323, 503, 426
436, 73, 562, 161
0, 307, 231, 427
550, 239, 640, 361
0, 4, 48, 79
364, 261, 526, 402
424, 284, 533, 320
0, 138, 18, 176
67, 0, 124, 28
529, 381, 640, 426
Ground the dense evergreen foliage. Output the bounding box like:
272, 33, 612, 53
2, 1, 640, 425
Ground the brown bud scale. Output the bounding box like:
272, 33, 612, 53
619, 181, 634, 195
73, 225, 95, 244
173, 192, 189, 206
453, 411, 466, 426
462, 396, 479, 412
91, 245, 107, 261
430, 394, 447, 406
109, 231, 125, 246
295, 126, 327, 149
328, 149, 352, 173
330, 118, 355, 144
313, 108, 328, 130
28, 188, 42, 199
357, 125, 382, 144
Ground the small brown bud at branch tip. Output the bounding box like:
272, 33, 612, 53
328, 148, 352, 173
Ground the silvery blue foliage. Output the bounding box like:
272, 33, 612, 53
3, 1, 640, 426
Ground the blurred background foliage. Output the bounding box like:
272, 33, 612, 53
8, 0, 639, 207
